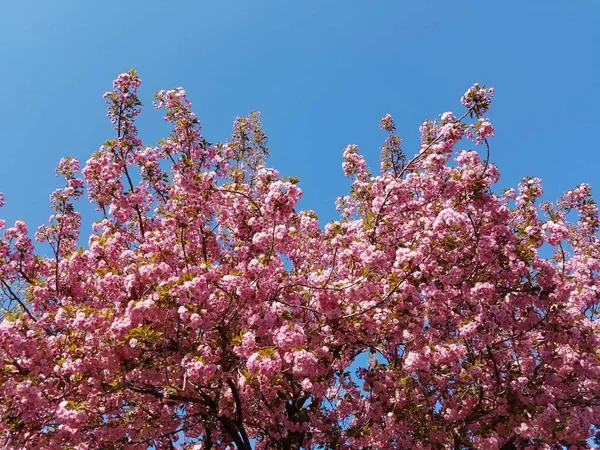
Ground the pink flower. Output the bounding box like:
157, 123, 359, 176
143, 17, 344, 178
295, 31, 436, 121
379, 113, 396, 133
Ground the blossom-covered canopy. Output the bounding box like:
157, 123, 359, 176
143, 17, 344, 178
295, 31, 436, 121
1, 71, 599, 449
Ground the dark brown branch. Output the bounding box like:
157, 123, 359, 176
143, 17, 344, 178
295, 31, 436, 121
226, 378, 252, 449
126, 383, 252, 450
1, 279, 37, 322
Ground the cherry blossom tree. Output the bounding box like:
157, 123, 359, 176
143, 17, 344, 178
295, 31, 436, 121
1, 70, 599, 449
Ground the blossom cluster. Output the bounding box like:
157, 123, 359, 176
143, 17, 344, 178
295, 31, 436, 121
1, 73, 599, 449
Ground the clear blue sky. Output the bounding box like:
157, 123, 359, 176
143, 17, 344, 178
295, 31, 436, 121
1, 1, 599, 233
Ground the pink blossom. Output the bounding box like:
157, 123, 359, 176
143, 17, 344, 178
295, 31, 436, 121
0, 72, 598, 449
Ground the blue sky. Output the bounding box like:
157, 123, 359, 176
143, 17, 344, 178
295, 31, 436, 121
1, 1, 599, 233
